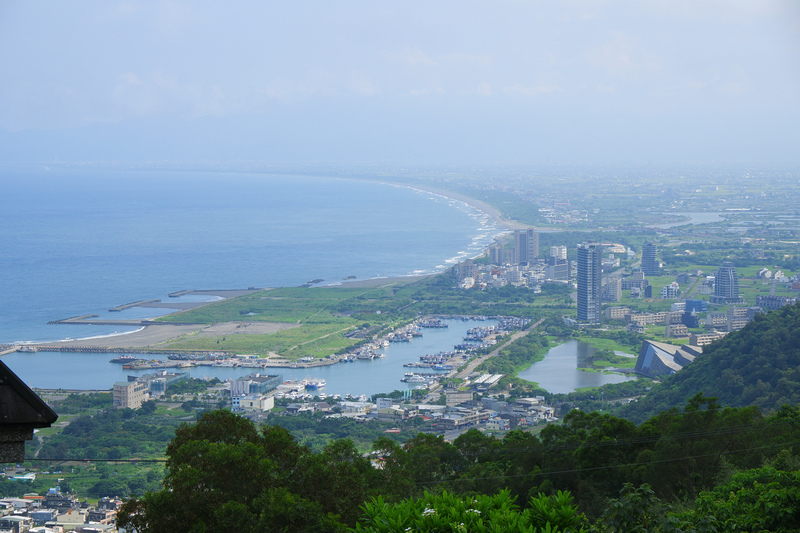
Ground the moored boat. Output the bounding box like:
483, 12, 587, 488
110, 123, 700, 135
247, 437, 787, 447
110, 355, 140, 364
304, 378, 326, 390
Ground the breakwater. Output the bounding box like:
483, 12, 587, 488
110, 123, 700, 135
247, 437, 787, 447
109, 299, 160, 311
0, 346, 21, 356
8, 345, 232, 357
47, 317, 207, 327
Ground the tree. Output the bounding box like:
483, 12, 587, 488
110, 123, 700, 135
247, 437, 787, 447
117, 410, 346, 532
595, 483, 676, 533
679, 467, 800, 532
138, 400, 157, 415
292, 439, 382, 526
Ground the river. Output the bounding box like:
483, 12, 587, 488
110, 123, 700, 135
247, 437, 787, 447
649, 212, 726, 229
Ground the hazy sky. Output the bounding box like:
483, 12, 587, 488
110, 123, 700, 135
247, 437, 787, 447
1, 1, 798, 165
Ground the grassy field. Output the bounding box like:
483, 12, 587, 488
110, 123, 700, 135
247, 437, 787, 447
163, 320, 361, 357
155, 285, 415, 357
575, 336, 637, 356
151, 274, 574, 359
158, 286, 380, 324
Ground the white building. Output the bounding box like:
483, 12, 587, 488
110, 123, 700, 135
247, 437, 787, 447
375, 397, 395, 410
459, 277, 475, 289
550, 246, 567, 260
232, 395, 274, 413
661, 282, 680, 299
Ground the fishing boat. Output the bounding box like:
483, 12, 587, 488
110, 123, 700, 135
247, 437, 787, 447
109, 355, 140, 364
304, 378, 326, 390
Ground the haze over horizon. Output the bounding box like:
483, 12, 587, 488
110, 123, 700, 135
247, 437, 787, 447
1, 1, 798, 167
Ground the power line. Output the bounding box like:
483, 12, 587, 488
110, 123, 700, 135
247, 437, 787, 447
23, 458, 166, 463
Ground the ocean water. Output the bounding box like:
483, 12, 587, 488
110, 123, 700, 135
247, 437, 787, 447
0, 167, 502, 344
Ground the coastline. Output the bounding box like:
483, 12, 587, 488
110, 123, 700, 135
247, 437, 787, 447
9, 175, 521, 350
397, 182, 530, 232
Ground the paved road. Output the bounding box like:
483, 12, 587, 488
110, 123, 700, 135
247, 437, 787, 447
684, 275, 704, 299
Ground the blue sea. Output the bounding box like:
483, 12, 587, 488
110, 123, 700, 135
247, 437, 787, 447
0, 167, 503, 345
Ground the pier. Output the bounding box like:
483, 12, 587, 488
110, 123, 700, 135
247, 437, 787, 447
48, 314, 100, 324
0, 346, 21, 356
46, 288, 265, 326
168, 290, 193, 297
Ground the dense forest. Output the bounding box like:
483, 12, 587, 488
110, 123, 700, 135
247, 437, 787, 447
118, 404, 800, 532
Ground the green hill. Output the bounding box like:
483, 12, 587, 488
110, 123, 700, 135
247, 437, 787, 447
619, 302, 800, 422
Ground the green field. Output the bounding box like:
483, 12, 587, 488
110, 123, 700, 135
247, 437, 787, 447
163, 320, 360, 357
575, 336, 637, 356
151, 275, 574, 359
158, 286, 382, 324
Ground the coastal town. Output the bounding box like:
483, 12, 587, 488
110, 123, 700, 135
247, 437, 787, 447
0, 182, 798, 531
3, 0, 800, 528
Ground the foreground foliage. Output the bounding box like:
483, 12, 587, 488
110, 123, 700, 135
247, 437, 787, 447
119, 401, 800, 532
354, 490, 586, 533
118, 411, 365, 532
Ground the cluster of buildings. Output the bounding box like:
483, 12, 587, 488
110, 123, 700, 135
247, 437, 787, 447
0, 489, 120, 532
112, 371, 189, 409
229, 373, 281, 414
269, 370, 556, 435
576, 244, 799, 329
311, 391, 556, 433
607, 301, 767, 340
538, 204, 589, 225
435, 396, 556, 432
459, 229, 583, 290
111, 370, 283, 414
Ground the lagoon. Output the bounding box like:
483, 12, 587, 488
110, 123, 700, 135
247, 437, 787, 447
517, 340, 637, 394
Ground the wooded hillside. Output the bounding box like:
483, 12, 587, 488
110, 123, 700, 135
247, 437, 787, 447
619, 302, 800, 423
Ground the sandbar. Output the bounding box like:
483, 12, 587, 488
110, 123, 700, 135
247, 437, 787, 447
32, 321, 298, 350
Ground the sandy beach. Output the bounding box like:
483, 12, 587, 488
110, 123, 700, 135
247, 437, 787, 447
402, 183, 530, 231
